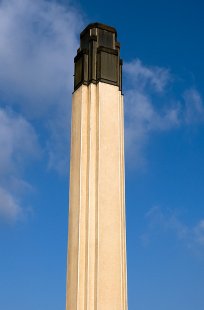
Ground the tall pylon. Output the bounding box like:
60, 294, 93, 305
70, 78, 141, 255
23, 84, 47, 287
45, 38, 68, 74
66, 23, 128, 310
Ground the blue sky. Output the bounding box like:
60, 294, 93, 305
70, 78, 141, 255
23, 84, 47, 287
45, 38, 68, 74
0, 0, 204, 309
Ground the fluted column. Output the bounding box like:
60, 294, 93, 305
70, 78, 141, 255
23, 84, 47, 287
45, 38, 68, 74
66, 23, 128, 310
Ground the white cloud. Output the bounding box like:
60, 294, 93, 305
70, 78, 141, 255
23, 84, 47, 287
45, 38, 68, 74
0, 187, 22, 222
0, 108, 40, 176
0, 0, 203, 222
183, 88, 204, 124
0, 0, 83, 222
124, 60, 179, 166
124, 59, 204, 167
0, 0, 81, 115
124, 59, 171, 93
0, 0, 83, 176
0, 107, 40, 222
142, 206, 204, 255
145, 206, 189, 240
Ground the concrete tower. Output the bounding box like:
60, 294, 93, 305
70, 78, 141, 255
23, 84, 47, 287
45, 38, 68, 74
66, 23, 128, 310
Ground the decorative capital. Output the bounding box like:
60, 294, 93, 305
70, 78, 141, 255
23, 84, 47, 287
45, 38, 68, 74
74, 23, 122, 91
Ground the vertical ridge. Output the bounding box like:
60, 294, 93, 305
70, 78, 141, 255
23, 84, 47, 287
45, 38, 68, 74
121, 95, 128, 309
84, 85, 91, 310
76, 88, 83, 309
118, 90, 123, 309
66, 88, 82, 310
94, 83, 99, 310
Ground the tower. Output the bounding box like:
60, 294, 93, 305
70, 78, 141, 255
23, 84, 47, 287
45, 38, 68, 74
66, 23, 128, 310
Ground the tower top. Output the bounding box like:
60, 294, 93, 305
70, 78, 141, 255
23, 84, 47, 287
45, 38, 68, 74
80, 22, 117, 38
74, 22, 122, 91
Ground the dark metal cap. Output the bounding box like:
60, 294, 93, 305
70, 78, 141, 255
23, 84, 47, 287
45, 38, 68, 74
74, 23, 122, 91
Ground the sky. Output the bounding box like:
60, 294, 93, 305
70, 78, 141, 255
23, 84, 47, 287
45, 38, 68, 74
0, 0, 204, 309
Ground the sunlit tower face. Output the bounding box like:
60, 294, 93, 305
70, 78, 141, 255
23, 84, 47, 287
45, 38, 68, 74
66, 23, 128, 310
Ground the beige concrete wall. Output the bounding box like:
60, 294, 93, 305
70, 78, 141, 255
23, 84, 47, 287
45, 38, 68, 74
66, 82, 127, 310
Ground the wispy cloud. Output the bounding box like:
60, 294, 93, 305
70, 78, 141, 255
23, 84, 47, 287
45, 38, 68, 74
183, 88, 204, 124
124, 59, 171, 93
194, 220, 204, 246
0, 1, 203, 223
124, 59, 204, 167
0, 0, 83, 222
0, 108, 40, 176
0, 108, 40, 222
0, 187, 22, 223
141, 206, 204, 255
0, 0, 83, 173
0, 0, 81, 112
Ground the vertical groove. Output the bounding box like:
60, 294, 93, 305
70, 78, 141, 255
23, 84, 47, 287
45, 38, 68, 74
76, 89, 83, 310
84, 86, 90, 310
119, 91, 127, 310
118, 90, 123, 310
94, 83, 99, 310
121, 95, 128, 309
121, 93, 125, 309
66, 92, 75, 310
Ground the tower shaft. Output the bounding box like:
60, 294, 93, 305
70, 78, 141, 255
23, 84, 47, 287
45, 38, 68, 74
66, 23, 128, 310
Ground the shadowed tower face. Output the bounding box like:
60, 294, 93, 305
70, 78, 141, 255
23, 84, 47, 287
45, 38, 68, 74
66, 23, 128, 310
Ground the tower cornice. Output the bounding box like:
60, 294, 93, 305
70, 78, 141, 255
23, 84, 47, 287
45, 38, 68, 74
80, 22, 117, 38
74, 22, 122, 91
